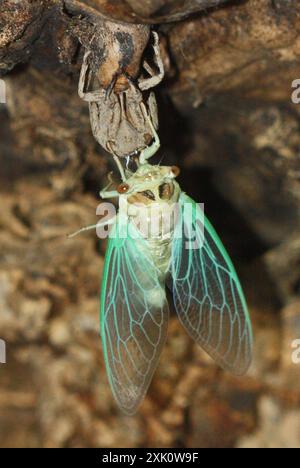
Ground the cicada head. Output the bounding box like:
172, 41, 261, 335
118, 164, 181, 207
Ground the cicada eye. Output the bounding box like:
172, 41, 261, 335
117, 183, 130, 194
171, 166, 180, 177
159, 183, 174, 200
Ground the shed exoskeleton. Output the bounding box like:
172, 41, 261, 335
78, 23, 164, 158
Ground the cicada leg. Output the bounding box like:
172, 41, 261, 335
139, 32, 165, 91
67, 217, 116, 239
99, 189, 120, 199
78, 49, 105, 102
106, 142, 126, 182
139, 102, 160, 164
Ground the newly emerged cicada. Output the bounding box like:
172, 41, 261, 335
70, 106, 253, 415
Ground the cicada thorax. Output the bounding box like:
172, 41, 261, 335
118, 165, 181, 277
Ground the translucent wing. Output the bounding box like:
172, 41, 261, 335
171, 193, 253, 375
100, 215, 169, 414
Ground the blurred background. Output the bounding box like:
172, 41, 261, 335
1, 0, 300, 448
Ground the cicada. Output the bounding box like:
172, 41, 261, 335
70, 106, 253, 415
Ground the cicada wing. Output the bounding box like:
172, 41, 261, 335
170, 193, 253, 375
100, 216, 169, 415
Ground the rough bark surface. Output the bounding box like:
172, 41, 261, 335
65, 0, 230, 23
1, 0, 300, 448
